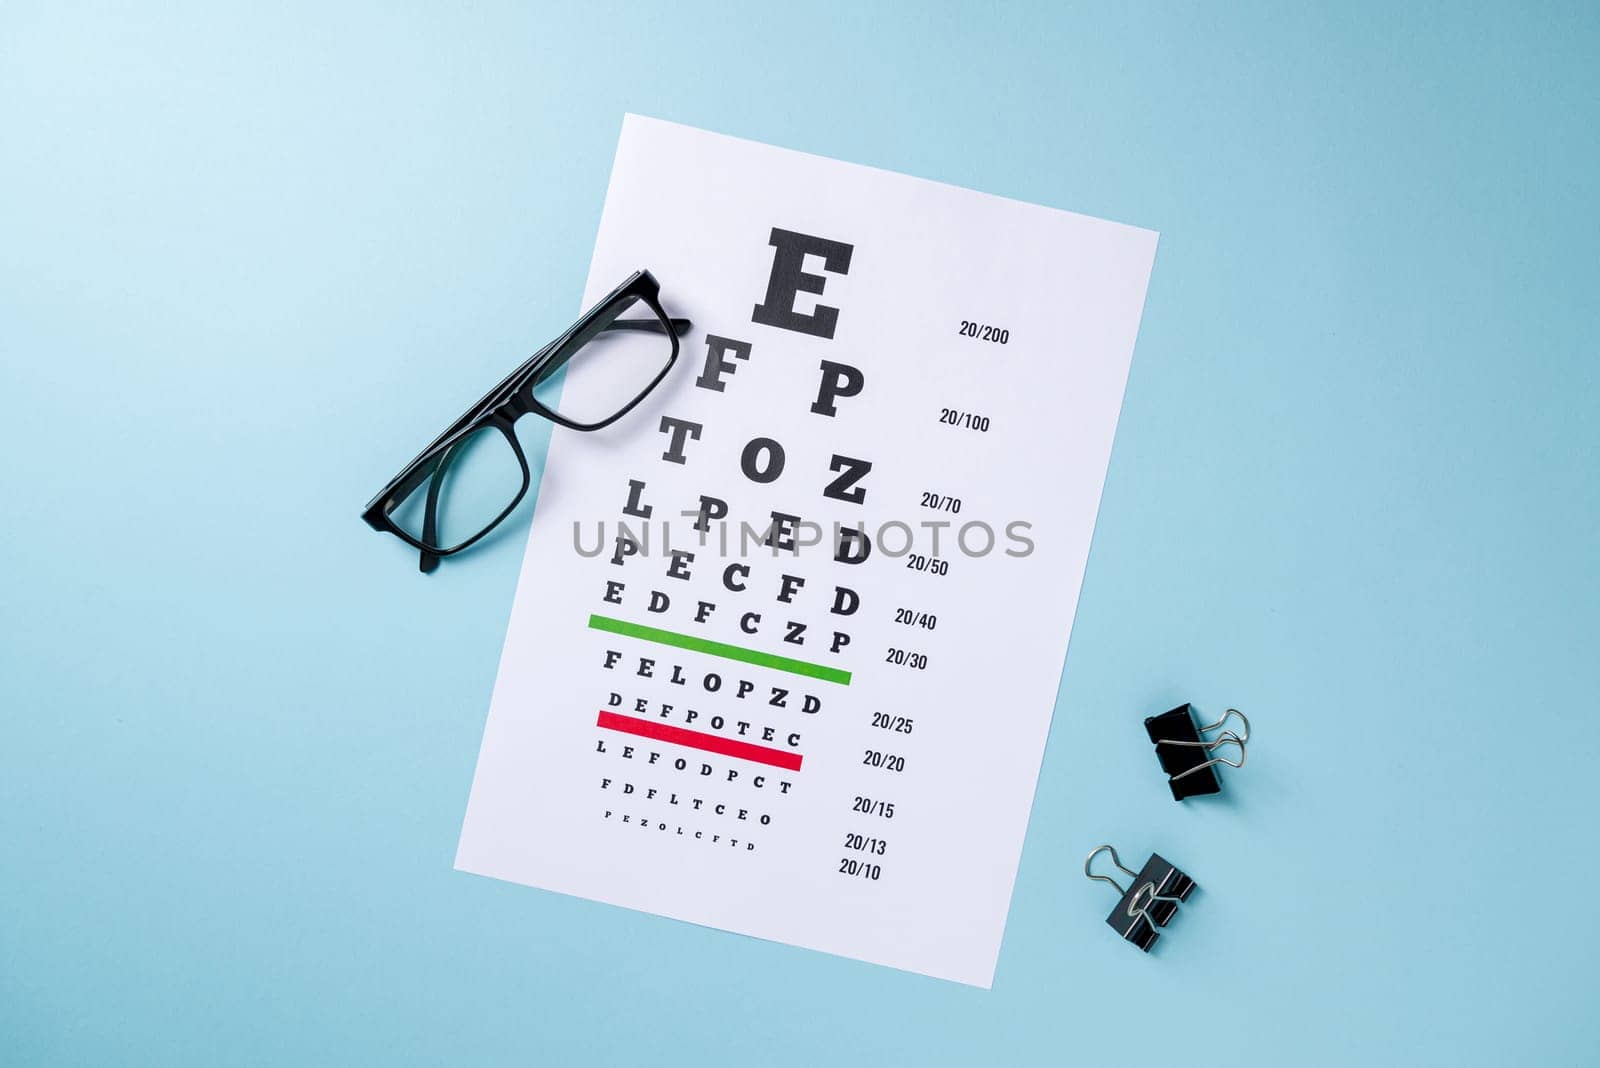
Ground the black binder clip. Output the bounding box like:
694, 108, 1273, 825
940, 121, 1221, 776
1084, 844, 1195, 952
1144, 704, 1249, 800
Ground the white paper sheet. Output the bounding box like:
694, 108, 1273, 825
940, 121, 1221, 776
456, 115, 1157, 987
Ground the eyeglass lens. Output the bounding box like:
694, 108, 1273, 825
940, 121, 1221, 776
386, 425, 525, 551
531, 293, 675, 427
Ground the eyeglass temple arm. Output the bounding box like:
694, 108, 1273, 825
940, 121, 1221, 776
603, 317, 690, 335
418, 438, 469, 573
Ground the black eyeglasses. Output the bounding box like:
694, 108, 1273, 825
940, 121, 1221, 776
363, 269, 689, 573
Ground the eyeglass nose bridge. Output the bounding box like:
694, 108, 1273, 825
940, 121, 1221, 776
501, 388, 536, 421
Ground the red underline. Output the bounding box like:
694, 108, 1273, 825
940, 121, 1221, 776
596, 710, 804, 772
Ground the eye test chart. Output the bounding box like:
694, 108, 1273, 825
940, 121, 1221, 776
456, 115, 1157, 987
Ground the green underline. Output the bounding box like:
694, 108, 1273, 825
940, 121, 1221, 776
587, 614, 852, 685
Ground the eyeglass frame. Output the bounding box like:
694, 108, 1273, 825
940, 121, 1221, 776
361, 268, 689, 572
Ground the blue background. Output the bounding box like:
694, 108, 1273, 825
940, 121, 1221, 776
3, 2, 1597, 1064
